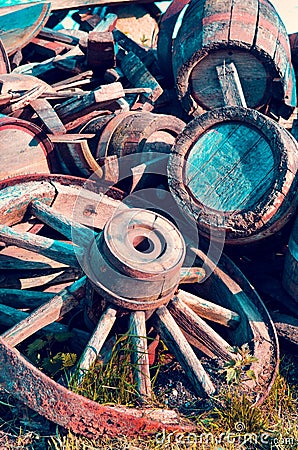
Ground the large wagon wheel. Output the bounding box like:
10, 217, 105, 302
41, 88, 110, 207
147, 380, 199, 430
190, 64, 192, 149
0, 175, 278, 438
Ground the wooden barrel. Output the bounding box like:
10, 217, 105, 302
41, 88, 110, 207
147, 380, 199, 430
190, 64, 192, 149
55, 112, 185, 178
283, 216, 298, 300
168, 106, 298, 245
0, 116, 53, 180
172, 0, 295, 118
96, 111, 185, 159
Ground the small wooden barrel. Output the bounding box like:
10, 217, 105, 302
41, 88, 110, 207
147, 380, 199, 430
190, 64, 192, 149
0, 116, 53, 180
168, 106, 298, 245
55, 112, 185, 178
96, 111, 185, 159
172, 0, 295, 117
283, 216, 298, 300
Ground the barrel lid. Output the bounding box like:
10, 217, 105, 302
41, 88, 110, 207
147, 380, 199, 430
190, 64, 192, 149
168, 106, 298, 244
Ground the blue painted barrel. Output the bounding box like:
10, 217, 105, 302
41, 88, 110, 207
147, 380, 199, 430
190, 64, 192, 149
168, 106, 298, 244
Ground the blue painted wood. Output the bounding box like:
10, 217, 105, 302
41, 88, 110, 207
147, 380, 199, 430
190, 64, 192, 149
185, 122, 275, 211
0, 2, 51, 55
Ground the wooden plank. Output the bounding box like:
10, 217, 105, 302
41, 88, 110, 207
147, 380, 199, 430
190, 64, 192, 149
77, 305, 117, 383
202, 0, 232, 46
178, 290, 241, 329
168, 297, 233, 360
0, 0, 155, 12
0, 289, 54, 309
30, 98, 66, 135
30, 199, 96, 245
1, 276, 87, 347
271, 312, 298, 347
0, 3, 51, 55
153, 305, 215, 397
216, 62, 247, 107
55, 82, 125, 124
39, 27, 80, 46
180, 267, 206, 284
129, 310, 152, 399
229, 0, 258, 47
254, 0, 279, 59
87, 31, 116, 72
0, 224, 81, 268
0, 302, 89, 349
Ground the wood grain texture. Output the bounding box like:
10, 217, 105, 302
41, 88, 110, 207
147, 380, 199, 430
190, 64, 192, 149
168, 297, 233, 360
168, 106, 298, 244
154, 305, 215, 396
0, 3, 51, 55
129, 310, 152, 398
1, 276, 86, 347
172, 0, 293, 116
77, 305, 117, 383
282, 216, 298, 300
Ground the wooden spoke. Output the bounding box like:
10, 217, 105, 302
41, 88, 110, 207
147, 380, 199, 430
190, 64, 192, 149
178, 290, 241, 329
129, 311, 151, 399
180, 267, 206, 284
153, 306, 215, 397
30, 199, 96, 245
1, 276, 86, 347
0, 303, 90, 349
0, 224, 82, 268
77, 305, 117, 383
0, 289, 54, 309
168, 297, 233, 361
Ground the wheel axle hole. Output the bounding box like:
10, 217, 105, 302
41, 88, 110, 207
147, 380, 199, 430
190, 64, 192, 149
133, 236, 154, 254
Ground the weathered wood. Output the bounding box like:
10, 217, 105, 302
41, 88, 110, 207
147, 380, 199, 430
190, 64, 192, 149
0, 267, 80, 290
77, 305, 117, 383
39, 27, 80, 46
154, 306, 215, 396
129, 310, 152, 399
0, 246, 68, 270
172, 0, 294, 117
30, 98, 66, 135
30, 199, 96, 245
0, 116, 52, 180
180, 267, 206, 284
0, 289, 54, 309
168, 106, 298, 244
1, 276, 86, 347
93, 13, 118, 33
0, 3, 51, 55
0, 224, 81, 268
178, 290, 241, 329
0, 38, 11, 73
87, 32, 116, 72
120, 51, 162, 110
283, 216, 298, 301
168, 297, 233, 360
216, 62, 247, 107
271, 312, 298, 347
52, 71, 93, 90
55, 82, 125, 124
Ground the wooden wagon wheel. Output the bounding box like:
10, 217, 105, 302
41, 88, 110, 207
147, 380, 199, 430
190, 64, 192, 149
0, 175, 278, 438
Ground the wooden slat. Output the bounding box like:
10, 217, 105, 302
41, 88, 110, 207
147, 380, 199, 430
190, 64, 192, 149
154, 305, 215, 396
229, 0, 258, 47
1, 276, 87, 347
216, 62, 247, 107
77, 305, 117, 383
30, 98, 66, 135
178, 290, 241, 329
129, 311, 151, 399
30, 199, 96, 245
0, 224, 81, 268
180, 267, 206, 284
0, 302, 89, 349
0, 289, 54, 309
168, 297, 233, 360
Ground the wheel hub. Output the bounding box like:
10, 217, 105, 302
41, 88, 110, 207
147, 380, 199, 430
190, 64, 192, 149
85, 208, 186, 310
